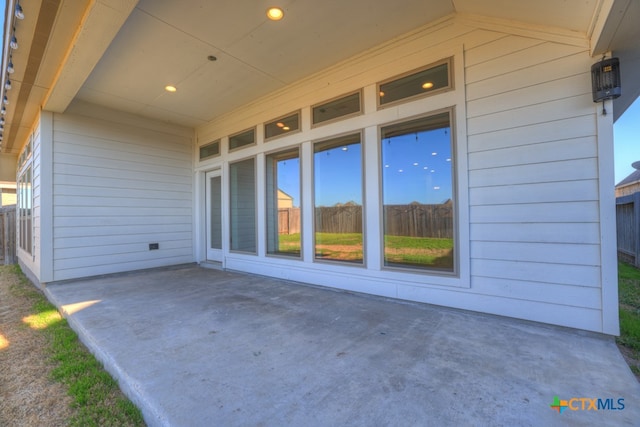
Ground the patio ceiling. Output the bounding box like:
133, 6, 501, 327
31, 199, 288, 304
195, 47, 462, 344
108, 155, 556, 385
1, 0, 638, 155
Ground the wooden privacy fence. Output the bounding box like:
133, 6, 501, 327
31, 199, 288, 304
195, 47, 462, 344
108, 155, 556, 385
279, 203, 453, 238
278, 208, 301, 235
315, 205, 363, 234
617, 192, 640, 267
384, 203, 453, 238
0, 205, 16, 265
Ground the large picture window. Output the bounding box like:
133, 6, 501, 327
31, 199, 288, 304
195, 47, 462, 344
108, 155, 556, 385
380, 111, 455, 272
266, 149, 301, 257
313, 133, 363, 264
229, 158, 256, 253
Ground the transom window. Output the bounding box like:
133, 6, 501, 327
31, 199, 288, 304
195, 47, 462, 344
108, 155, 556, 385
229, 128, 256, 152
378, 58, 452, 107
380, 111, 455, 272
265, 112, 301, 140
312, 91, 362, 126
199, 140, 220, 160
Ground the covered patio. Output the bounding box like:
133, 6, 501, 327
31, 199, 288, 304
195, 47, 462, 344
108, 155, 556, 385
45, 265, 640, 426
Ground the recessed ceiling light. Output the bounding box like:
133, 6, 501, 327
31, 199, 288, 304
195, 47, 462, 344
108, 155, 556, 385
276, 122, 285, 128
165, 85, 177, 93
267, 7, 284, 21
422, 82, 434, 89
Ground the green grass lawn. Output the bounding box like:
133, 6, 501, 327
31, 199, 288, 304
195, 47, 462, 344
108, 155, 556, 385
384, 235, 453, 250
277, 232, 453, 268
5, 265, 145, 426
618, 262, 640, 377
384, 235, 454, 269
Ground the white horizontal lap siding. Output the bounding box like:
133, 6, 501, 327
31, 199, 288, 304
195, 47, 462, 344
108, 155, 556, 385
465, 34, 602, 329
52, 110, 193, 281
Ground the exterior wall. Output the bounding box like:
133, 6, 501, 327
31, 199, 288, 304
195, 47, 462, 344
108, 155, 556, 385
195, 16, 618, 334
0, 183, 17, 206
51, 102, 194, 281
0, 154, 17, 181
616, 182, 640, 198
465, 32, 607, 332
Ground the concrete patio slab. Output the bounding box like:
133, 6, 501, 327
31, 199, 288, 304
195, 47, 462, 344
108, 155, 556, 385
44, 265, 640, 426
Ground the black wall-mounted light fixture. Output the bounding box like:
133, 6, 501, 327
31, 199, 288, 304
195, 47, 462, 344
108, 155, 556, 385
591, 57, 621, 115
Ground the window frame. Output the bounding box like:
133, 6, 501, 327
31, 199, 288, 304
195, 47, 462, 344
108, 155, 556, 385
377, 107, 458, 277
265, 146, 302, 259
377, 57, 454, 110
264, 111, 302, 142
228, 156, 257, 254
228, 127, 256, 153
311, 90, 363, 128
199, 140, 221, 161
311, 130, 366, 266
17, 136, 33, 256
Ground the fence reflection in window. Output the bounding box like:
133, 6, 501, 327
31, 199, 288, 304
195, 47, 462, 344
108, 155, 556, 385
381, 112, 455, 272
313, 133, 363, 264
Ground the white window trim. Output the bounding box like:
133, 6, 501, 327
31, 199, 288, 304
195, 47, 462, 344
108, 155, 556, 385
212, 46, 470, 289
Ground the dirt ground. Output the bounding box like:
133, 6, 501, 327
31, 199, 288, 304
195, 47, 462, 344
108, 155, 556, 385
0, 267, 75, 426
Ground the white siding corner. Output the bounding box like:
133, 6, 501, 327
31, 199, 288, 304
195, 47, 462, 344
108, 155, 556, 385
51, 106, 194, 281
